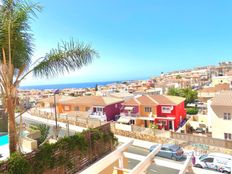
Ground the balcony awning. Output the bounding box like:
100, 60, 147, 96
155, 117, 176, 120
117, 116, 131, 124
136, 117, 155, 121
124, 106, 134, 111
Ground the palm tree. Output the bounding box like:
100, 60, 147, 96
0, 0, 98, 154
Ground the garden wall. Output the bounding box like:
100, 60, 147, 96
0, 123, 115, 174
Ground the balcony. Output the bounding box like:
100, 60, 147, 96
89, 112, 107, 122
120, 112, 139, 118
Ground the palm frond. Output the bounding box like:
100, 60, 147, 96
33, 40, 99, 78
0, 0, 41, 71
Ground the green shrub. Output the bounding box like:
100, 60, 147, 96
8, 153, 31, 174
2, 128, 117, 174
186, 108, 198, 115
30, 124, 50, 145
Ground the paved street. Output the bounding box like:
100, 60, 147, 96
126, 146, 222, 174
16, 113, 78, 137
127, 145, 180, 174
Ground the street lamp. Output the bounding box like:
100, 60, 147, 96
53, 89, 59, 139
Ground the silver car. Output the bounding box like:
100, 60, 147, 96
149, 144, 184, 161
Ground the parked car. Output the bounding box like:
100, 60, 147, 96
149, 144, 184, 161
195, 127, 206, 134
195, 153, 232, 173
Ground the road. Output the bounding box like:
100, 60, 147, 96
16, 113, 77, 137
127, 145, 181, 174
126, 145, 221, 174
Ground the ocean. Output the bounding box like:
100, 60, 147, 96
20, 81, 120, 90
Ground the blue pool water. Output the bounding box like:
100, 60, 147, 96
0, 135, 9, 146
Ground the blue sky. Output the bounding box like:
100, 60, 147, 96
23, 0, 232, 86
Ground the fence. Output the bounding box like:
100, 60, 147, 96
112, 123, 171, 138
111, 122, 232, 153
0, 123, 115, 174
29, 108, 106, 128
111, 122, 172, 145
171, 132, 232, 149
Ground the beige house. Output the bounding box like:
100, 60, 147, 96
208, 91, 232, 140
198, 83, 230, 102
211, 75, 232, 86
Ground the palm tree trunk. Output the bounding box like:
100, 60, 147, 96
7, 95, 17, 153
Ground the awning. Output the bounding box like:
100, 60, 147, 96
155, 117, 176, 120
117, 116, 131, 124
124, 106, 134, 111
136, 117, 155, 121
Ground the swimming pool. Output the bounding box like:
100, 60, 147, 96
0, 135, 9, 146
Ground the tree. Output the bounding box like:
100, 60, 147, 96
33, 124, 50, 145
167, 87, 181, 96
176, 75, 182, 79
180, 88, 198, 105
95, 84, 98, 91
167, 87, 198, 105
0, 0, 98, 154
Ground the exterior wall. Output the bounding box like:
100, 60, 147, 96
156, 101, 186, 130
139, 105, 157, 117
211, 105, 232, 140
207, 100, 213, 131
121, 105, 139, 115
104, 102, 123, 121
211, 76, 232, 86
58, 104, 92, 113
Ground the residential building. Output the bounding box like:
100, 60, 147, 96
211, 75, 232, 87
109, 92, 134, 100
38, 95, 75, 108
120, 95, 186, 130
58, 96, 124, 121
198, 83, 230, 102
208, 91, 232, 140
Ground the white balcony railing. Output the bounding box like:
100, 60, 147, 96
89, 112, 107, 122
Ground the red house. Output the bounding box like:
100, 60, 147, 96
120, 95, 186, 131
154, 95, 186, 131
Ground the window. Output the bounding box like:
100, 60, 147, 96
96, 107, 103, 112
64, 105, 70, 111
161, 106, 173, 113
74, 106, 79, 111
145, 107, 152, 112
224, 133, 232, 140
161, 147, 167, 151
85, 107, 90, 111
158, 120, 167, 126
202, 158, 214, 163
199, 155, 207, 160
224, 113, 231, 120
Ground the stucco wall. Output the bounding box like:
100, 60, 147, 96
211, 105, 232, 140
104, 102, 123, 121
58, 104, 92, 113
121, 105, 139, 114
156, 101, 186, 130
139, 105, 157, 116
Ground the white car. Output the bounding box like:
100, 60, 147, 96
195, 153, 232, 173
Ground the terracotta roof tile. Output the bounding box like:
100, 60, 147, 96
150, 95, 176, 105
123, 98, 140, 106
123, 95, 185, 106
199, 83, 230, 93
59, 96, 123, 106
137, 95, 156, 106
211, 91, 232, 106
39, 96, 75, 104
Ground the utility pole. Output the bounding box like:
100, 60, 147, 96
53, 89, 59, 139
